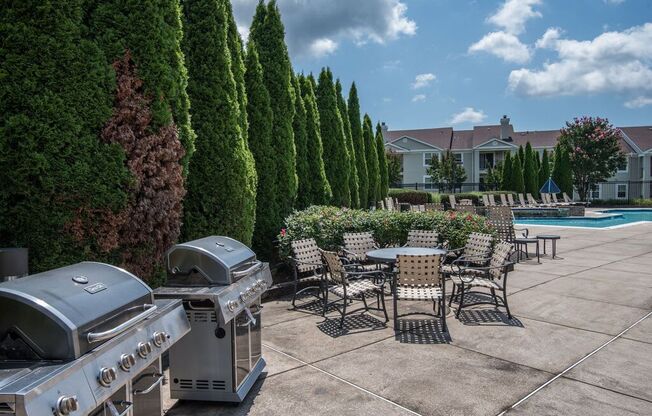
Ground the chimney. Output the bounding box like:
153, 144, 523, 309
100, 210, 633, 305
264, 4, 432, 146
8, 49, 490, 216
500, 115, 511, 141
381, 122, 389, 133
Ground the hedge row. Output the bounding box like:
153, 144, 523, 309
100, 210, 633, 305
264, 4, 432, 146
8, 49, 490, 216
277, 205, 495, 259
388, 189, 439, 205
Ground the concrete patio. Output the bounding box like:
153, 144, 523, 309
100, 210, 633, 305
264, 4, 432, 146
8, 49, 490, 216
164, 222, 652, 416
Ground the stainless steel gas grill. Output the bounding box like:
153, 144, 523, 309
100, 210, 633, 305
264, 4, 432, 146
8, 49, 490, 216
154, 236, 272, 403
0, 262, 190, 416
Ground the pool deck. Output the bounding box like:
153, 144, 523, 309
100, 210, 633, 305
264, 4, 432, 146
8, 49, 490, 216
164, 222, 652, 416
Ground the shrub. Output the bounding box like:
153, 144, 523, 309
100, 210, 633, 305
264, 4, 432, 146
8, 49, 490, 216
634, 199, 652, 207
278, 206, 495, 259
388, 189, 438, 204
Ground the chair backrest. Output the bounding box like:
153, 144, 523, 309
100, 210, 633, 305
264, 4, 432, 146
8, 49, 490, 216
406, 230, 440, 248
385, 197, 394, 211
488, 194, 497, 206
487, 207, 516, 243
424, 203, 443, 211
507, 194, 515, 206
527, 193, 538, 206
343, 232, 376, 260
459, 199, 473, 206
379, 200, 386, 210
448, 194, 457, 208
552, 194, 560, 204
291, 238, 323, 273
518, 193, 527, 207
563, 192, 572, 203
396, 254, 442, 287
320, 250, 347, 284
454, 205, 476, 214
488, 241, 514, 280
540, 193, 548, 204
481, 195, 490, 206
463, 232, 494, 262
500, 194, 508, 206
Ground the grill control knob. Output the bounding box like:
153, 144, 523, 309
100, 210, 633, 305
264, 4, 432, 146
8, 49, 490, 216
137, 341, 153, 358
56, 395, 78, 415
239, 292, 246, 302
227, 300, 238, 311
152, 331, 167, 347
98, 367, 117, 387
119, 353, 136, 371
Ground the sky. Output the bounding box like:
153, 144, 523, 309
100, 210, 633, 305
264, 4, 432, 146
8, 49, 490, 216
232, 0, 652, 131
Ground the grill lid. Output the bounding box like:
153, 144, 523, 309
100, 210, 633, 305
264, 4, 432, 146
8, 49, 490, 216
0, 262, 153, 361
166, 236, 258, 286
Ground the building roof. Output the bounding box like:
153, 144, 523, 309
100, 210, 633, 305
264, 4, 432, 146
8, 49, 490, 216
384, 122, 646, 154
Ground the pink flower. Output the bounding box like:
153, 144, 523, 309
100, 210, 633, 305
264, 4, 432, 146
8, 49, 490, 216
280, 228, 286, 237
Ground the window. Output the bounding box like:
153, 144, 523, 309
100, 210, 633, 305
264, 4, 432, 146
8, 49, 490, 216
617, 159, 628, 173
616, 184, 628, 199
453, 153, 463, 165
590, 184, 601, 200
423, 152, 439, 167
423, 175, 435, 190
479, 153, 495, 170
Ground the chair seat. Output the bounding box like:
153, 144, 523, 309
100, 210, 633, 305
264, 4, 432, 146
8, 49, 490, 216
440, 264, 486, 276
297, 273, 323, 283
450, 274, 502, 289
395, 285, 443, 301
329, 279, 380, 298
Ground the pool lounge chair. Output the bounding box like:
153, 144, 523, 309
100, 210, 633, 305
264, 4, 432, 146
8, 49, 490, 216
488, 194, 498, 206
551, 193, 570, 206
507, 194, 516, 206
526, 193, 541, 207
481, 194, 491, 207
518, 193, 529, 207
499, 194, 509, 206
449, 194, 457, 209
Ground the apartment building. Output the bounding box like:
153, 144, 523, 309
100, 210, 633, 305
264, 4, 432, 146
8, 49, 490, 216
383, 116, 652, 200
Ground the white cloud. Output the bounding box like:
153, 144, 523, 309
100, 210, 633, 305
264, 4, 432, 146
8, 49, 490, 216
308, 38, 338, 57
411, 94, 426, 102
509, 23, 652, 97
604, 0, 625, 5
412, 73, 436, 89
382, 97, 392, 103
449, 107, 487, 125
535, 27, 562, 49
624, 96, 652, 108
469, 31, 531, 63
232, 0, 416, 57
488, 0, 542, 35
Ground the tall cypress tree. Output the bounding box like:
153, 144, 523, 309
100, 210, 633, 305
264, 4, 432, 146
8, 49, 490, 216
87, 0, 195, 173
376, 123, 389, 200
511, 153, 525, 194
225, 0, 248, 144
552, 143, 573, 196
181, 0, 257, 244
518, 145, 525, 168
293, 74, 311, 209
245, 42, 277, 258
316, 68, 350, 207
364, 114, 380, 207
300, 75, 332, 205
0, 0, 130, 272
502, 152, 513, 191
336, 79, 359, 208
538, 148, 551, 189
249, 0, 297, 219
348, 83, 368, 207
523, 142, 538, 197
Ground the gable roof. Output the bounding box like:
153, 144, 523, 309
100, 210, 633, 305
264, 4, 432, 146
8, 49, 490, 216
383, 127, 452, 150
620, 126, 652, 152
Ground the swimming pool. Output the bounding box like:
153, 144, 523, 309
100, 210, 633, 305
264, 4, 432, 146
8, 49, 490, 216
515, 209, 652, 229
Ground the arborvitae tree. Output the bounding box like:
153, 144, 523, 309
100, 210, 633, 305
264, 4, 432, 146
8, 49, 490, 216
376, 123, 389, 199
88, 0, 195, 173
364, 114, 380, 207
249, 0, 297, 219
336, 79, 359, 208
538, 148, 551, 188
502, 152, 513, 190
181, 0, 257, 244
245, 42, 277, 259
0, 0, 130, 272
316, 68, 351, 207
293, 75, 311, 209
511, 153, 525, 194
225, 0, 248, 144
523, 142, 538, 197
300, 75, 332, 205
518, 145, 525, 168
552, 143, 573, 196
348, 83, 368, 207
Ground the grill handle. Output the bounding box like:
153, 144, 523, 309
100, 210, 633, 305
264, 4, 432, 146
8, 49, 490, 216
133, 373, 164, 395
87, 304, 157, 343
232, 260, 263, 278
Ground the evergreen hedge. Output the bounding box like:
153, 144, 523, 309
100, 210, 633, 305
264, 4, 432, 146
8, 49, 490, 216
376, 123, 389, 200
511, 153, 525, 193
539, 149, 551, 188
524, 142, 538, 197
336, 80, 359, 208
552, 143, 573, 196
501, 152, 513, 191
0, 0, 130, 272
364, 114, 380, 207
293, 75, 311, 209
388, 189, 436, 205
181, 0, 257, 244
348, 83, 368, 207
317, 68, 350, 207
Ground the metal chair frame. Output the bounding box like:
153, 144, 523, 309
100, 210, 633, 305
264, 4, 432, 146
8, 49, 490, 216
342, 232, 378, 262
289, 238, 328, 309
424, 203, 444, 212
320, 250, 389, 328
404, 230, 441, 248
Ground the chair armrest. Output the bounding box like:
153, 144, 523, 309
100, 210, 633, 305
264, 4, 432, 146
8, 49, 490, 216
455, 262, 514, 282
513, 227, 529, 238
288, 257, 324, 268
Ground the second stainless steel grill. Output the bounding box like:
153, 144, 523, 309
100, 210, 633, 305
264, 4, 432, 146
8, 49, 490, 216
154, 236, 272, 402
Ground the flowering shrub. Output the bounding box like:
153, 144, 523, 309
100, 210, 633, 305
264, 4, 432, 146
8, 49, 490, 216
277, 206, 495, 259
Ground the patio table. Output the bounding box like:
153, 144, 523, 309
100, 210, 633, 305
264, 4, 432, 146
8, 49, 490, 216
366, 247, 447, 264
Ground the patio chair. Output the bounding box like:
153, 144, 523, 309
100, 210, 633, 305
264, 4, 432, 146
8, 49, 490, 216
499, 194, 509, 206
379, 200, 386, 210
448, 194, 457, 209
481, 194, 490, 207
563, 192, 587, 205
551, 193, 570, 206
459, 199, 473, 206
290, 238, 328, 309
393, 254, 447, 333
454, 205, 476, 214
342, 232, 378, 263
450, 241, 514, 319
442, 232, 494, 274
488, 194, 498, 206
486, 207, 528, 244
424, 202, 444, 211
526, 193, 540, 207
321, 250, 389, 327
385, 197, 395, 211
507, 194, 516, 206
518, 193, 528, 207
405, 230, 441, 248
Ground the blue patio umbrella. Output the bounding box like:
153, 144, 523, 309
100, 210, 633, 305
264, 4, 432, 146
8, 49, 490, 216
540, 177, 561, 194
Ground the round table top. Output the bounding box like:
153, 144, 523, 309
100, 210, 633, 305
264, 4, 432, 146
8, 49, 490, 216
366, 247, 447, 263
514, 237, 539, 243
536, 234, 561, 239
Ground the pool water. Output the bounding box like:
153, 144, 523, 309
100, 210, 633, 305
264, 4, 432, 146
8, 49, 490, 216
515, 209, 652, 228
